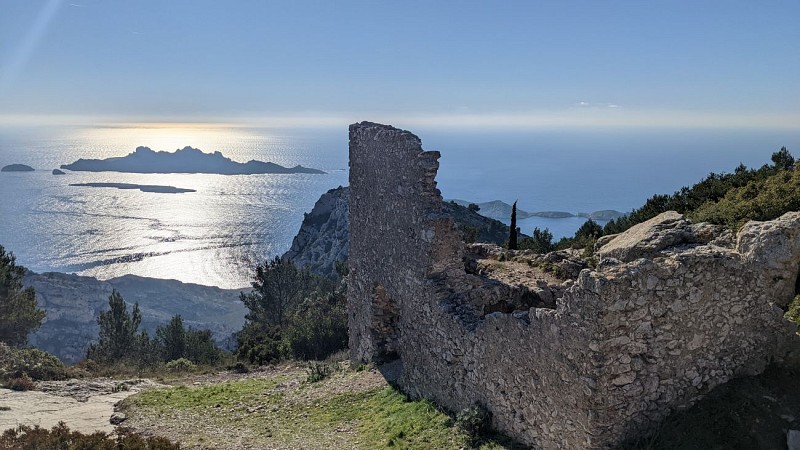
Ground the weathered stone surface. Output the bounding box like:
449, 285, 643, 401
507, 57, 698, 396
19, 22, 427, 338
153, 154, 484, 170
347, 122, 800, 449
595, 211, 719, 262
283, 186, 349, 278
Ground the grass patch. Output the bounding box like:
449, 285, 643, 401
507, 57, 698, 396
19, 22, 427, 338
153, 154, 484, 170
122, 365, 509, 449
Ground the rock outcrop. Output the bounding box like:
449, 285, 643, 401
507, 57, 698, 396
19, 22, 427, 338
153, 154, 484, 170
24, 272, 248, 363
283, 186, 349, 278
347, 121, 800, 448
283, 187, 511, 277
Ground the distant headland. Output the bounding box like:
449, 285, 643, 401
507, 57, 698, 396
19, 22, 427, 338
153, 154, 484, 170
447, 199, 624, 222
1, 164, 35, 172
70, 182, 196, 194
60, 146, 326, 175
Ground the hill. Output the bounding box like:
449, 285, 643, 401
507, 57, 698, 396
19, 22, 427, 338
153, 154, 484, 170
23, 272, 248, 363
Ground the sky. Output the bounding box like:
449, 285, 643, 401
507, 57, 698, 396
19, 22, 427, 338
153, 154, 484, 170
0, 0, 798, 129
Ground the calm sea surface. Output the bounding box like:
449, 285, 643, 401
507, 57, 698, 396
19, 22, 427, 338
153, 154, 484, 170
1, 123, 797, 288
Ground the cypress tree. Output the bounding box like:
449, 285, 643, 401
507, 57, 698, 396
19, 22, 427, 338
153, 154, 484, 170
509, 201, 518, 250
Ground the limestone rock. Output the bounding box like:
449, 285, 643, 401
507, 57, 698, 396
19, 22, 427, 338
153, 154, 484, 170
109, 412, 126, 425
283, 186, 350, 278
595, 211, 716, 262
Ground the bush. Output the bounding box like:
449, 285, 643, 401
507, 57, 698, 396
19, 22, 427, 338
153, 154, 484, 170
5, 375, 35, 391
0, 343, 67, 381
0, 422, 180, 449
785, 295, 800, 334
165, 358, 196, 372
455, 404, 492, 446
306, 362, 335, 383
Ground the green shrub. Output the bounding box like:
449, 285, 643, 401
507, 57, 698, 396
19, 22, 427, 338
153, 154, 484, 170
5, 375, 35, 391
0, 422, 180, 449
785, 295, 800, 334
455, 404, 492, 446
306, 362, 335, 383
165, 358, 196, 372
0, 343, 67, 381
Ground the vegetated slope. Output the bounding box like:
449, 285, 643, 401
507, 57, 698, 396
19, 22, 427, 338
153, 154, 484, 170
121, 363, 515, 450
24, 272, 247, 363
283, 187, 511, 277
603, 147, 797, 235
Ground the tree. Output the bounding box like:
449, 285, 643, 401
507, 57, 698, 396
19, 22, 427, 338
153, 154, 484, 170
467, 203, 480, 212
0, 245, 45, 346
772, 146, 795, 171
155, 314, 220, 364
520, 227, 554, 254
157, 314, 186, 362
508, 201, 519, 250
241, 257, 316, 329
87, 290, 142, 362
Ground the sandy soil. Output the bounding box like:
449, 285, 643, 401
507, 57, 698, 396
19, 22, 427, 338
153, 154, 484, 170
0, 379, 161, 434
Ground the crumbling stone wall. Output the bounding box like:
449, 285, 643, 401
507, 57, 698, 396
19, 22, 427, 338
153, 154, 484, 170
348, 121, 800, 448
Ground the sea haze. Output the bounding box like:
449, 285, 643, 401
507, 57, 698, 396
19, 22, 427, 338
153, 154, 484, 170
0, 123, 797, 288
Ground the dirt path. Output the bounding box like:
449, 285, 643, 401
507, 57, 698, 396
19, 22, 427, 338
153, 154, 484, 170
0, 379, 162, 434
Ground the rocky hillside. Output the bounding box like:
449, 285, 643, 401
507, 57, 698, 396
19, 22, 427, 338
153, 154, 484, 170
283, 186, 511, 277
24, 272, 248, 363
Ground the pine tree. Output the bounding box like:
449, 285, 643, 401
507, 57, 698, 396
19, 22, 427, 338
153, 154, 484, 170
508, 201, 519, 250
87, 289, 142, 362
0, 245, 45, 346
157, 315, 186, 361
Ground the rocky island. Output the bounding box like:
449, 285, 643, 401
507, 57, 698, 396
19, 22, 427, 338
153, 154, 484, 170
1, 164, 35, 172
70, 182, 196, 194
60, 146, 325, 175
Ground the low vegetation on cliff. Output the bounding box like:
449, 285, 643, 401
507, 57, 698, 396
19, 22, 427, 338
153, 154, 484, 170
605, 147, 797, 234
534, 147, 799, 253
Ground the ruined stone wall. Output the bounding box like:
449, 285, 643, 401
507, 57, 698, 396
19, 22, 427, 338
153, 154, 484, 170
348, 121, 800, 448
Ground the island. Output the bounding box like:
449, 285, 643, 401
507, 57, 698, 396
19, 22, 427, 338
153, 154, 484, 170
60, 146, 326, 175
52, 169, 66, 175
70, 183, 196, 194
1, 164, 35, 172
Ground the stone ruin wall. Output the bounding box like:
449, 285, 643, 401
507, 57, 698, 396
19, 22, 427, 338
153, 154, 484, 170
347, 121, 800, 448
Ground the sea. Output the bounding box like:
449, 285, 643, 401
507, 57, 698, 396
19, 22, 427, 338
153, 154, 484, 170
1, 123, 798, 289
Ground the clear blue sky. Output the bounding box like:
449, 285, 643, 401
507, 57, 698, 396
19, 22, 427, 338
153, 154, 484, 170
1, 0, 798, 128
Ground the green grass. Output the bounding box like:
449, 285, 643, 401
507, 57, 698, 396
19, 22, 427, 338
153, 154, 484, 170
122, 366, 509, 449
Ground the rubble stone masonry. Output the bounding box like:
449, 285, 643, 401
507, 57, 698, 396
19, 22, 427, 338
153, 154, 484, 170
347, 121, 800, 448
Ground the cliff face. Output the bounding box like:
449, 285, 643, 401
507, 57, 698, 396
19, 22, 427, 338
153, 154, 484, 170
347, 121, 800, 448
24, 272, 247, 363
283, 187, 511, 277
282, 186, 350, 278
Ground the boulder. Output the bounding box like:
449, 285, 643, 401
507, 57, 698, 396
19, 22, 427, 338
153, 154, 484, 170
595, 211, 717, 262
